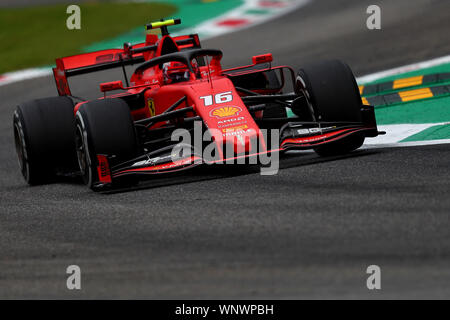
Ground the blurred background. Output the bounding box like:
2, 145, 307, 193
1, 0, 449, 75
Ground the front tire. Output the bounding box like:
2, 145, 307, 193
295, 60, 365, 156
75, 99, 138, 190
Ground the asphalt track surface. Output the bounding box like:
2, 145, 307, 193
1, 0, 450, 298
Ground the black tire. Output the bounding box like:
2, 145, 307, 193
13, 96, 77, 185
75, 99, 138, 190
295, 60, 365, 156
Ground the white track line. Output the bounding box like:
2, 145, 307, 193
287, 138, 450, 154
0, 68, 52, 86
362, 139, 450, 149
356, 55, 450, 84
366, 123, 450, 145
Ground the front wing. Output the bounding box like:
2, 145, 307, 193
93, 109, 380, 189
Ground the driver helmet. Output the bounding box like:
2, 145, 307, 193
162, 61, 190, 83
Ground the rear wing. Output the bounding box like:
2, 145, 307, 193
53, 48, 144, 96
53, 34, 201, 96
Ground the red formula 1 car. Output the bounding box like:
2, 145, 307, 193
13, 19, 380, 191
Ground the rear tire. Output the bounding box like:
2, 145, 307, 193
295, 60, 365, 156
75, 99, 138, 190
13, 96, 77, 185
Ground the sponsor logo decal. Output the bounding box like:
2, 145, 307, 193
296, 126, 336, 136
216, 117, 247, 128
222, 125, 248, 133
132, 155, 172, 167
147, 99, 155, 117
210, 106, 242, 118
223, 130, 247, 137
217, 116, 244, 125
128, 156, 198, 172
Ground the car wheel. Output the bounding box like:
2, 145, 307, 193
75, 98, 138, 190
295, 59, 365, 156
13, 96, 77, 185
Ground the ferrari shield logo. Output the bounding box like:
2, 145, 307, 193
147, 99, 155, 117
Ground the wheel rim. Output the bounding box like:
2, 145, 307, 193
75, 123, 88, 178
296, 74, 317, 121
13, 120, 29, 181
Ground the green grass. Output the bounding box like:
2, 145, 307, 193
0, 1, 176, 74
374, 95, 450, 125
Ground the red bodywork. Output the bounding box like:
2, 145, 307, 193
52, 30, 378, 184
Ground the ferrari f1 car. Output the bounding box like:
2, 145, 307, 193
13, 18, 381, 191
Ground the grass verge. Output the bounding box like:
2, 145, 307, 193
0, 1, 176, 74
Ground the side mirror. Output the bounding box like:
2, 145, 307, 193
252, 53, 273, 65
100, 80, 123, 92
